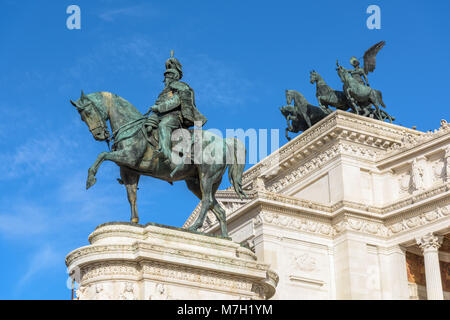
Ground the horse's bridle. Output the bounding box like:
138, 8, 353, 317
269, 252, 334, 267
73, 96, 111, 148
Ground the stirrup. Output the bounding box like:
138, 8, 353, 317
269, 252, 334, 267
170, 163, 184, 178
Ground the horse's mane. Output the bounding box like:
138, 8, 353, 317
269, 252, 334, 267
287, 90, 308, 106
96, 91, 144, 119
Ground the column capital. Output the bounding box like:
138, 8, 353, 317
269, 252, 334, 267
416, 233, 444, 252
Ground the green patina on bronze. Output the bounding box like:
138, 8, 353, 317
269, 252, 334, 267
281, 41, 395, 140
70, 52, 247, 238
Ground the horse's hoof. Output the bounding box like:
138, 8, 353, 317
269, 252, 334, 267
131, 218, 139, 224
86, 176, 97, 190
187, 224, 199, 232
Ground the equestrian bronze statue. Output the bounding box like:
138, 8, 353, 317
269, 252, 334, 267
280, 90, 330, 140
281, 41, 395, 140
70, 52, 247, 237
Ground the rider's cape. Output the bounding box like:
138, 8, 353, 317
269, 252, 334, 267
169, 81, 207, 128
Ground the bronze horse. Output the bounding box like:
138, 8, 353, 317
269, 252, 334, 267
71, 91, 247, 237
280, 90, 330, 140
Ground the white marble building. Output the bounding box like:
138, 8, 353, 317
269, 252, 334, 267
184, 111, 450, 300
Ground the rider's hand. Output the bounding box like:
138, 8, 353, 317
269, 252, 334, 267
151, 105, 159, 112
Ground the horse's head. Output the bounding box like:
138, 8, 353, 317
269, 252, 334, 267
310, 70, 319, 84
336, 62, 346, 83
285, 90, 294, 105
71, 91, 110, 141
280, 105, 295, 118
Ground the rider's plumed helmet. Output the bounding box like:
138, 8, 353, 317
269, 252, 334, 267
165, 50, 183, 80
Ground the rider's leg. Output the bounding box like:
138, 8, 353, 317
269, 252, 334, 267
157, 116, 181, 161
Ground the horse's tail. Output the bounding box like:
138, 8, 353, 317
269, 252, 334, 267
376, 90, 387, 108
225, 137, 247, 199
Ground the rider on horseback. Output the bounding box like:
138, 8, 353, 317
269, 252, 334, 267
147, 51, 207, 171
345, 57, 370, 87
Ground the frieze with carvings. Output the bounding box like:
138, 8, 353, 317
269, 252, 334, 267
386, 204, 450, 236
254, 139, 384, 195
253, 212, 334, 237
141, 261, 255, 292
68, 240, 265, 275
333, 215, 388, 237
384, 119, 449, 157
241, 111, 417, 188
80, 261, 140, 282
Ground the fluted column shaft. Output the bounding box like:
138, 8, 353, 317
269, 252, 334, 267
416, 233, 444, 300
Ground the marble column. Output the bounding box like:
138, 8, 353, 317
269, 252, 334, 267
416, 233, 444, 300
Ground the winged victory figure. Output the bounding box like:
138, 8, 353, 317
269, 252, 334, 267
344, 41, 386, 87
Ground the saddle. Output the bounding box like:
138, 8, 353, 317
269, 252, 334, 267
143, 119, 159, 149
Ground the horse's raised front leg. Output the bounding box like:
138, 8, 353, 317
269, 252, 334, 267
86, 144, 146, 190
86, 152, 108, 190
120, 167, 141, 224
285, 128, 291, 141
318, 101, 330, 114
286, 116, 293, 131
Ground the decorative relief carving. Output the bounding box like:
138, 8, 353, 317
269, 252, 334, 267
333, 216, 388, 237
432, 159, 445, 182
387, 205, 450, 236
266, 145, 341, 193
119, 282, 137, 300
293, 253, 317, 272
411, 158, 426, 191
81, 262, 139, 282
445, 145, 450, 182
149, 283, 170, 300
416, 233, 444, 251
141, 261, 255, 292
240, 112, 417, 189
398, 172, 412, 194
75, 285, 88, 300
73, 251, 276, 300
256, 211, 334, 237
254, 177, 266, 192
66, 245, 133, 266
93, 283, 111, 300
385, 119, 449, 156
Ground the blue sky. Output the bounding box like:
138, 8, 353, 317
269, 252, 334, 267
0, 0, 449, 299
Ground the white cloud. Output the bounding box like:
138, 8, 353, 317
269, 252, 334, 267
16, 245, 60, 291
0, 204, 48, 238
99, 5, 157, 22
0, 132, 81, 180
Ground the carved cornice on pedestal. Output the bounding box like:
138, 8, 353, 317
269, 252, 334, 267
66, 223, 279, 300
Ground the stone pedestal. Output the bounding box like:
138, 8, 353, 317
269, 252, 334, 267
65, 222, 278, 300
